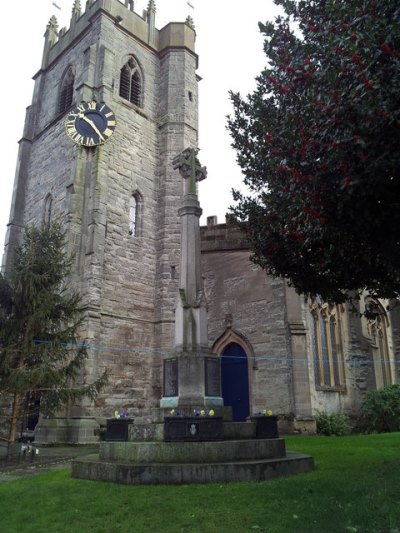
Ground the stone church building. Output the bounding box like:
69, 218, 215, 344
2, 0, 399, 442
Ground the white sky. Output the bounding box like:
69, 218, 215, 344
0, 0, 280, 254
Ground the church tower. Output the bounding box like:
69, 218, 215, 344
4, 0, 199, 442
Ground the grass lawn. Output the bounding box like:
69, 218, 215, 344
0, 433, 399, 533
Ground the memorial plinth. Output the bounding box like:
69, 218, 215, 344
161, 355, 223, 408
72, 436, 314, 485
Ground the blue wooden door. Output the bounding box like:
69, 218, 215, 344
221, 343, 250, 422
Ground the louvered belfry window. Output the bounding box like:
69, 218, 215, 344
59, 67, 75, 114
120, 57, 142, 107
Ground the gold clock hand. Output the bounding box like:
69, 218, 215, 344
78, 112, 105, 141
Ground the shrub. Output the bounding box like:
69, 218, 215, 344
358, 384, 400, 433
316, 411, 350, 436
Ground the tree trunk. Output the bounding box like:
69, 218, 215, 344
7, 391, 22, 458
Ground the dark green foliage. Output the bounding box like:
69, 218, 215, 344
358, 384, 400, 433
228, 0, 400, 304
316, 411, 350, 436
0, 224, 107, 436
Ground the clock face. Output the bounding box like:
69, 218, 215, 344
65, 101, 116, 147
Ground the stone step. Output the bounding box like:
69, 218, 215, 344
100, 438, 285, 464
72, 451, 314, 485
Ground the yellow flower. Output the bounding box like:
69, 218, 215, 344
262, 409, 273, 416
209, 409, 215, 417
200, 409, 205, 417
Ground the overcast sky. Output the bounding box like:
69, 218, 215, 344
0, 0, 280, 255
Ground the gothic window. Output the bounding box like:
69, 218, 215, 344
43, 194, 53, 227
58, 66, 75, 114
309, 298, 345, 388
365, 299, 392, 388
129, 192, 142, 237
119, 57, 142, 107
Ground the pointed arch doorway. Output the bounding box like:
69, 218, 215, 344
214, 328, 253, 422
221, 343, 250, 421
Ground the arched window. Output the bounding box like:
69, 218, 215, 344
309, 298, 345, 388
129, 192, 142, 237
365, 299, 392, 387
119, 57, 142, 107
43, 194, 53, 227
58, 66, 75, 114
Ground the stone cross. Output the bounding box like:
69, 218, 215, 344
172, 148, 207, 197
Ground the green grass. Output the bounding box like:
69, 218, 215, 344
0, 433, 399, 533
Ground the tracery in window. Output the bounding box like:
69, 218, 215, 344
365, 299, 392, 387
129, 191, 142, 237
58, 66, 75, 114
119, 57, 142, 107
309, 298, 345, 388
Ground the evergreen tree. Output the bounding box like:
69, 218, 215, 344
228, 0, 400, 305
0, 224, 107, 446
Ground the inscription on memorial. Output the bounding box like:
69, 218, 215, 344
163, 358, 178, 397
205, 357, 221, 397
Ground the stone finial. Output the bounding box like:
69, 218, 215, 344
72, 0, 82, 18
45, 16, 59, 46
43, 16, 58, 68
147, 0, 156, 12
47, 15, 59, 32
146, 0, 156, 44
185, 15, 195, 31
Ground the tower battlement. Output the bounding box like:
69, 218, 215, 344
41, 0, 196, 72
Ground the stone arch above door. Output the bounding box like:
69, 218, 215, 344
213, 328, 255, 367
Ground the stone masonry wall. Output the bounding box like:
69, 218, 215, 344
200, 223, 294, 416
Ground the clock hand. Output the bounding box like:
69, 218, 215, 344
78, 112, 105, 141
